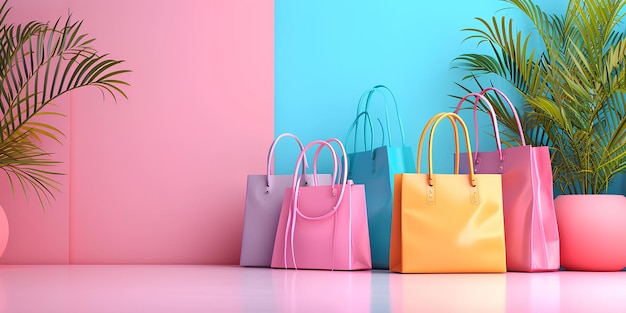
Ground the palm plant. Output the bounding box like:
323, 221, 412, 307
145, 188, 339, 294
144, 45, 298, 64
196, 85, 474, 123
453, 0, 626, 195
0, 0, 129, 206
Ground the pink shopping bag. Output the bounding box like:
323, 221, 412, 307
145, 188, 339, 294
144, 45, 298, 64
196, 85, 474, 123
240, 133, 332, 267
454, 88, 559, 272
271, 139, 371, 270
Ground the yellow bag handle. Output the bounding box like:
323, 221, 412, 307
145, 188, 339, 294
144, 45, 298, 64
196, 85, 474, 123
416, 113, 460, 176
416, 112, 476, 187
417, 112, 460, 174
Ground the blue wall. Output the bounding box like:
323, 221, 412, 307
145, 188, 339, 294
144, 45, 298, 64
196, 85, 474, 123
274, 0, 527, 175
274, 0, 624, 195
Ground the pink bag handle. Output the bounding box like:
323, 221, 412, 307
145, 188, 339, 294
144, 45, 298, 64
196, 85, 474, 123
453, 92, 503, 161
290, 139, 348, 218
478, 87, 526, 146
312, 138, 348, 189
284, 139, 349, 269
265, 133, 309, 192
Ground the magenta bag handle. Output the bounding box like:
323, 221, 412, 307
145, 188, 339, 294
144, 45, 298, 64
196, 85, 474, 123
453, 92, 503, 161
479, 87, 526, 146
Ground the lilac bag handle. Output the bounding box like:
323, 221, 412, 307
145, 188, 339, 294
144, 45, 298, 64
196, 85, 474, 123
265, 133, 310, 193
479, 87, 526, 146
283, 139, 349, 269
453, 92, 503, 161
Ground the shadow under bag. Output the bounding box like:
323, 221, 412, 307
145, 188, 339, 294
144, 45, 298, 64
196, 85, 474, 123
240, 133, 332, 267
345, 85, 416, 269
390, 112, 506, 273
454, 88, 559, 272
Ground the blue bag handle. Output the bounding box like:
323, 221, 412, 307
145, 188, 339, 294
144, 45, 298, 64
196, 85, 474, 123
343, 111, 385, 177
344, 111, 385, 153
354, 85, 408, 148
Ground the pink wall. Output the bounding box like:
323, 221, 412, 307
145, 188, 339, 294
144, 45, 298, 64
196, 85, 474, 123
1, 0, 274, 264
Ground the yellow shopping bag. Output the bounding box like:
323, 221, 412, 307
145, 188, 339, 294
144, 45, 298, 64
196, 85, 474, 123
389, 112, 506, 273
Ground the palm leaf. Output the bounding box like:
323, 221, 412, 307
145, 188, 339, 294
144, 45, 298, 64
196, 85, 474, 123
0, 0, 130, 207
453, 0, 626, 194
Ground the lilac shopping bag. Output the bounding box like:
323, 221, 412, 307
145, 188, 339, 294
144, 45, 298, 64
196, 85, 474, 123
240, 133, 331, 267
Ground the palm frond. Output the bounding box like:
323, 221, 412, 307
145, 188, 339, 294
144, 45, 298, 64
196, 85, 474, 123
0, 0, 130, 207
452, 0, 626, 194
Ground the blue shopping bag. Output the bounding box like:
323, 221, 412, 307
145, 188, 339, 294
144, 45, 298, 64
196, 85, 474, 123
345, 85, 415, 269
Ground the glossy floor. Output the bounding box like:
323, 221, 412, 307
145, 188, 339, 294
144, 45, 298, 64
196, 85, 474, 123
0, 265, 625, 313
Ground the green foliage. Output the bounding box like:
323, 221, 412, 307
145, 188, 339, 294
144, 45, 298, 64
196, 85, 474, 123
0, 0, 129, 207
453, 0, 626, 194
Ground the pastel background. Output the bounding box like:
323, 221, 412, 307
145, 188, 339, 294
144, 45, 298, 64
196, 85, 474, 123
275, 0, 546, 174
274, 0, 511, 175
0, 0, 623, 264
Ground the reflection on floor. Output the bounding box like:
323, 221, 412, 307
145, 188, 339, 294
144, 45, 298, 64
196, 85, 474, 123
0, 265, 625, 313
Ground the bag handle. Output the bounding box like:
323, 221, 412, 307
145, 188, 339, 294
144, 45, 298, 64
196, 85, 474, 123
265, 133, 309, 192
344, 111, 384, 153
417, 113, 476, 187
416, 114, 461, 175
353, 85, 407, 149
453, 92, 503, 161
478, 87, 526, 146
290, 139, 349, 219
284, 139, 349, 270
313, 140, 342, 186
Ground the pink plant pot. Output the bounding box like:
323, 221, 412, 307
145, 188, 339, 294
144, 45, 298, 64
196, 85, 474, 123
0, 204, 7, 258
555, 194, 626, 271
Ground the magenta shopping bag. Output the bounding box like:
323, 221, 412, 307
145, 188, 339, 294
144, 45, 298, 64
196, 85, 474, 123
271, 139, 371, 270
240, 133, 332, 267
454, 88, 559, 272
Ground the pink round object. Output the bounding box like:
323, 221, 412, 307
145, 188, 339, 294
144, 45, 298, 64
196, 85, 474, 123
0, 204, 7, 258
555, 194, 626, 271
